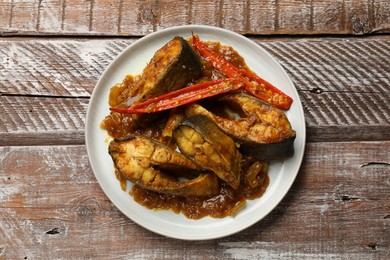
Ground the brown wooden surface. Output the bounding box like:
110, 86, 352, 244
1, 142, 389, 259
0, 0, 389, 259
1, 0, 390, 36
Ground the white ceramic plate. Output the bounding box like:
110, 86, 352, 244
86, 25, 306, 240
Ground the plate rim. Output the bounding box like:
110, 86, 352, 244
85, 24, 306, 240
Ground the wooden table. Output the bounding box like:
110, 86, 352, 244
1, 1, 389, 259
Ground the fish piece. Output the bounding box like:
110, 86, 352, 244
121, 36, 201, 106
109, 135, 219, 197
185, 93, 296, 160
161, 108, 186, 145
114, 36, 201, 128
173, 115, 241, 189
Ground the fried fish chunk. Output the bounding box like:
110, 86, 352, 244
185, 93, 296, 160
109, 135, 219, 197
122, 36, 202, 106
173, 115, 241, 189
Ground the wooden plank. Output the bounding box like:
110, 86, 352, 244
374, 0, 390, 33
220, 0, 247, 32
36, 0, 63, 33
61, 0, 91, 34
1, 91, 389, 146
260, 38, 390, 141
156, 0, 192, 32
119, 0, 156, 35
0, 37, 389, 144
0, 0, 11, 33
276, 0, 313, 33
0, 142, 389, 258
190, 0, 221, 27
90, 0, 122, 34
2, 37, 388, 96
0, 38, 133, 97
0, 96, 87, 146
0, 0, 39, 35
1, 0, 390, 36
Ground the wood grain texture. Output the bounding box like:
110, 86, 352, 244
1, 0, 390, 36
1, 1, 389, 258
0, 96, 87, 146
0, 142, 389, 258
260, 38, 390, 141
0, 38, 131, 97
1, 37, 389, 144
1, 37, 388, 96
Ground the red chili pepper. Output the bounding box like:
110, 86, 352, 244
238, 69, 293, 110
192, 35, 244, 80
110, 78, 244, 114
192, 34, 293, 110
